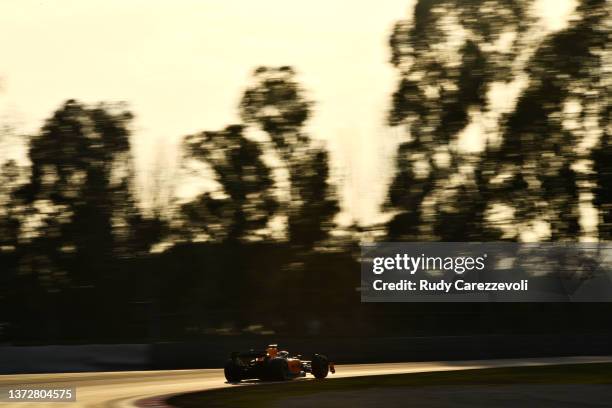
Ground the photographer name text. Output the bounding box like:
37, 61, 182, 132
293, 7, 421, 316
372, 279, 529, 292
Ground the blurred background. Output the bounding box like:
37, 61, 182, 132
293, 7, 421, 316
0, 0, 610, 352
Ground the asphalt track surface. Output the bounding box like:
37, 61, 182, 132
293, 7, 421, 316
1, 356, 611, 408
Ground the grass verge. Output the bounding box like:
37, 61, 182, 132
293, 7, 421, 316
168, 363, 612, 408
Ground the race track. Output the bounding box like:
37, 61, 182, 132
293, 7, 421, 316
1, 356, 611, 407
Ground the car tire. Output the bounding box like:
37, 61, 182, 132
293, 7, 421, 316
311, 354, 329, 379
269, 358, 290, 381
224, 359, 243, 383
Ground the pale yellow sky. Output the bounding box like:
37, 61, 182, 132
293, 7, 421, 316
0, 0, 576, 226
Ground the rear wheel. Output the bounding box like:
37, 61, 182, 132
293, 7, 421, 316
224, 359, 243, 383
269, 358, 290, 381
311, 354, 329, 379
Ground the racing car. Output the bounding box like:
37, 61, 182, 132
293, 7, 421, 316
224, 344, 335, 382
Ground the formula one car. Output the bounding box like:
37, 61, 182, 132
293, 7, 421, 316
224, 344, 335, 382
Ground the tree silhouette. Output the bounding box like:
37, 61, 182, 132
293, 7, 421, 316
488, 0, 608, 240
18, 100, 137, 289
593, 107, 611, 240
385, 0, 608, 241
180, 125, 278, 243
0, 160, 21, 253
385, 0, 530, 240
583, 0, 609, 241
240, 67, 339, 249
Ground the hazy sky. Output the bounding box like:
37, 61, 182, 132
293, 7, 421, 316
0, 0, 576, 226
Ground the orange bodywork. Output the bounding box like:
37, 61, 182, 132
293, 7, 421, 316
287, 358, 302, 374
266, 344, 303, 375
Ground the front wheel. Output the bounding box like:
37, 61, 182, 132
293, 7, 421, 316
311, 354, 329, 379
224, 359, 243, 383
